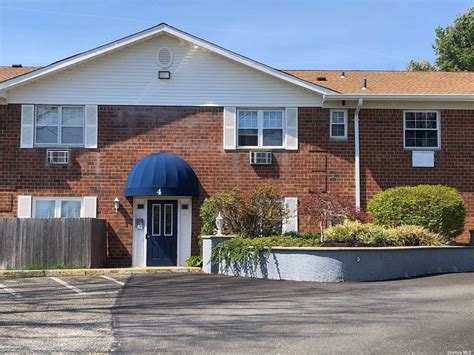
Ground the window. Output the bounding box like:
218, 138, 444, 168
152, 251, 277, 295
35, 106, 85, 146
238, 110, 258, 146
238, 109, 284, 147
330, 110, 348, 139
152, 204, 161, 236
164, 204, 173, 236
404, 111, 440, 149
33, 198, 82, 218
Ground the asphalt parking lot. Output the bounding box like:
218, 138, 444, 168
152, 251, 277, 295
1, 272, 473, 353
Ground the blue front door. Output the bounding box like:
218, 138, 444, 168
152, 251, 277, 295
147, 200, 178, 266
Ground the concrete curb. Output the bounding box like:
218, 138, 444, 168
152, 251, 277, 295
0, 266, 202, 280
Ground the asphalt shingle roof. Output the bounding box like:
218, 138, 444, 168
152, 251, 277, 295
1, 66, 473, 95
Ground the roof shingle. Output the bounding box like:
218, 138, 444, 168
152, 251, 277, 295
0, 66, 473, 95
0, 66, 39, 83
284, 70, 474, 95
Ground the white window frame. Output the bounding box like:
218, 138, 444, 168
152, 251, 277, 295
403, 110, 441, 150
34, 105, 85, 147
163, 203, 174, 236
32, 197, 84, 218
330, 109, 348, 140
237, 108, 286, 149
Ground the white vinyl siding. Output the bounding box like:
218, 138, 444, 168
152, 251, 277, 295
403, 111, 441, 150
7, 35, 323, 107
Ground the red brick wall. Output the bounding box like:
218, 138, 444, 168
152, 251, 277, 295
0, 104, 472, 266
360, 108, 474, 243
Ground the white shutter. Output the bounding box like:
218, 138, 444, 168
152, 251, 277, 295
285, 107, 298, 150
83, 196, 97, 218
282, 197, 298, 233
17, 195, 32, 218
84, 105, 98, 148
20, 105, 35, 148
223, 107, 237, 150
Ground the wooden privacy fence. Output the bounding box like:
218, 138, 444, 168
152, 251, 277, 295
0, 218, 107, 270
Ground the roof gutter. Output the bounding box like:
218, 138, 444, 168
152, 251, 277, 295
324, 94, 474, 101
354, 98, 363, 209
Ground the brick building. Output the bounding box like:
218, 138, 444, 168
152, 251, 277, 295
0, 24, 473, 267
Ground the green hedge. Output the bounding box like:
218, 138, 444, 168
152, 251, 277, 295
368, 185, 466, 238
324, 221, 444, 247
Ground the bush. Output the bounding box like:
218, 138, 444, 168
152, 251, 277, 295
185, 256, 203, 267
200, 185, 287, 237
211, 236, 322, 270
324, 221, 444, 247
282, 231, 321, 240
199, 190, 240, 235
368, 185, 466, 238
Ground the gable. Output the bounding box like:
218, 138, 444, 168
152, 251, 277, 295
4, 35, 324, 107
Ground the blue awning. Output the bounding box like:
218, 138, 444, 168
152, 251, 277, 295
125, 153, 199, 197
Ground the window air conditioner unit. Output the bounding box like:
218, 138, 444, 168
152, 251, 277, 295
46, 149, 70, 165
249, 151, 272, 165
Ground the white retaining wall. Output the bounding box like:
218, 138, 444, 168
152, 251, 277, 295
201, 236, 474, 282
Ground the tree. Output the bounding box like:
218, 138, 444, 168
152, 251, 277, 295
406, 60, 438, 72
407, 7, 473, 71
434, 7, 474, 71
299, 192, 367, 242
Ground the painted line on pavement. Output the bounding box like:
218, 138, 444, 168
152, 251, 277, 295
0, 283, 21, 298
100, 275, 125, 286
49, 277, 83, 294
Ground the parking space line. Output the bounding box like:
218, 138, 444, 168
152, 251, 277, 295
0, 282, 21, 298
49, 277, 83, 294
101, 275, 125, 286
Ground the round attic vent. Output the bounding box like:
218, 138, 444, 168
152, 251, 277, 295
156, 46, 173, 68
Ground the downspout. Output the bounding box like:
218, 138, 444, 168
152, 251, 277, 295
354, 98, 363, 209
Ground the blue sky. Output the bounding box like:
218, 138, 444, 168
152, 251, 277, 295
0, 0, 471, 70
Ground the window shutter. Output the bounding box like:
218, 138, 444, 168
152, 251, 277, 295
223, 107, 237, 150
282, 197, 298, 233
17, 195, 32, 218
83, 196, 97, 218
84, 105, 98, 149
20, 105, 35, 148
285, 107, 298, 150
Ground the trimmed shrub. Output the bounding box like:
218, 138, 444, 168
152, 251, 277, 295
324, 221, 444, 247
200, 185, 287, 237
368, 185, 466, 238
